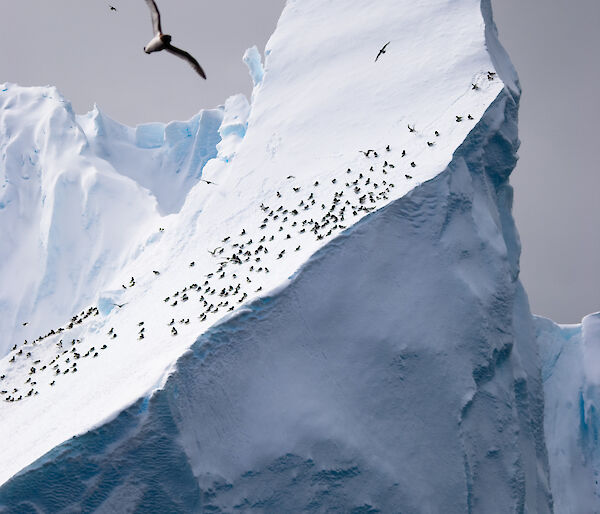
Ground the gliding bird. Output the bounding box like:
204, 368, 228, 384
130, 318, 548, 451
143, 0, 206, 79
375, 42, 390, 62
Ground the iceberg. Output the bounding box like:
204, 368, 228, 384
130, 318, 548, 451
536, 314, 600, 513
0, 0, 596, 510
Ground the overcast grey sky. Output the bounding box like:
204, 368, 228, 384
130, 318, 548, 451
492, 0, 600, 323
0, 1, 597, 323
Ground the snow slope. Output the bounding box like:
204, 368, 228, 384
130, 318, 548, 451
0, 0, 566, 510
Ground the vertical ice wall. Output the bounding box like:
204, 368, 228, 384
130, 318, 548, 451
536, 314, 600, 513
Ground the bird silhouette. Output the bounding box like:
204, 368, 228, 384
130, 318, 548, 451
375, 42, 390, 62
143, 0, 206, 79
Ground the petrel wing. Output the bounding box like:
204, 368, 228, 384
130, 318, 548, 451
165, 44, 207, 79
144, 0, 162, 34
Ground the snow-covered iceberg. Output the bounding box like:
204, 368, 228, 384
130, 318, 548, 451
0, 0, 597, 511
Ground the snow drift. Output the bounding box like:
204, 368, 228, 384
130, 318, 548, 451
0, 0, 596, 511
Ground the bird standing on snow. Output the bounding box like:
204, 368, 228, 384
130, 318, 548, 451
142, 0, 206, 79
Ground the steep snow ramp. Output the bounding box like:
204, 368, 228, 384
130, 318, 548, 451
0, 0, 539, 506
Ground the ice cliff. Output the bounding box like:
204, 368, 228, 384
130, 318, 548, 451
0, 0, 597, 511
536, 315, 600, 513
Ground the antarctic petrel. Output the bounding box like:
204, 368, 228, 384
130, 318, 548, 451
143, 0, 206, 79
375, 42, 390, 62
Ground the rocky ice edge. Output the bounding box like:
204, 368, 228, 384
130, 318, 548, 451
0, 0, 517, 492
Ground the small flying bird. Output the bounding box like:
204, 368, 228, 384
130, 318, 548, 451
200, 178, 217, 185
112, 303, 127, 308
22, 322, 28, 326
408, 124, 416, 133
472, 83, 479, 90
375, 41, 390, 62
109, 5, 117, 12
143, 0, 206, 79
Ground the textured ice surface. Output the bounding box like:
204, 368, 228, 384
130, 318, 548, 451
536, 314, 600, 513
243, 46, 264, 87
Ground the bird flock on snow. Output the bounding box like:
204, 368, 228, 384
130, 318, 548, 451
0, 36, 499, 404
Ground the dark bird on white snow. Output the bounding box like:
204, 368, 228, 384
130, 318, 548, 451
109, 5, 117, 12
143, 0, 206, 79
375, 42, 390, 62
